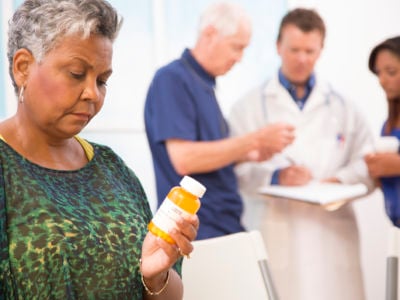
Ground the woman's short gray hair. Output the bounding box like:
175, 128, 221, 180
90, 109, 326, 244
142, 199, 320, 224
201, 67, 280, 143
7, 0, 123, 93
198, 2, 251, 37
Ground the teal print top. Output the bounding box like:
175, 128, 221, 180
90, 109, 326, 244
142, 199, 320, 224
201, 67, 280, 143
0, 139, 177, 299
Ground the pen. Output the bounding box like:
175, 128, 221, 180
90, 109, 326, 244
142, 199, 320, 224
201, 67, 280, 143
282, 153, 297, 165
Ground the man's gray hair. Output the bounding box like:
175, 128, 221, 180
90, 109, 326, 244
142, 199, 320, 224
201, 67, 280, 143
7, 0, 123, 93
198, 2, 251, 37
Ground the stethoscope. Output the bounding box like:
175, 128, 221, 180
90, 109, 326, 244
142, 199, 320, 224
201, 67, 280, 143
260, 79, 348, 150
260, 79, 345, 123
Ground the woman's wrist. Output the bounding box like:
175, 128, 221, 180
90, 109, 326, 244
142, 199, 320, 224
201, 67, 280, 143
140, 259, 170, 296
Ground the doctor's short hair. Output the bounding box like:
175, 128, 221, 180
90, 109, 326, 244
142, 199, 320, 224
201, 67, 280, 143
277, 8, 326, 43
197, 2, 252, 37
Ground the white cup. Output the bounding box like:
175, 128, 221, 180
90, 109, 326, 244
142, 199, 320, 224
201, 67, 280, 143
375, 136, 400, 153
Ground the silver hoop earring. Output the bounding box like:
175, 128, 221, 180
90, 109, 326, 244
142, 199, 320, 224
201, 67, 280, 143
18, 86, 25, 103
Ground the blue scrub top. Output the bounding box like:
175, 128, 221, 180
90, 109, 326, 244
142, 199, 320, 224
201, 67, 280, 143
144, 49, 244, 239
380, 125, 400, 227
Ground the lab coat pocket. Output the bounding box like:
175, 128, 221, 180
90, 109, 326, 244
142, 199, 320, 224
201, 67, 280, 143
313, 133, 347, 178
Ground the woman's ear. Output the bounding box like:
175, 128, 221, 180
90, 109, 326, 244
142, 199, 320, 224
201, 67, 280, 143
13, 48, 34, 87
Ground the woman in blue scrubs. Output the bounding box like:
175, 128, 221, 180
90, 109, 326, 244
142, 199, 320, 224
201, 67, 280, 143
366, 36, 400, 227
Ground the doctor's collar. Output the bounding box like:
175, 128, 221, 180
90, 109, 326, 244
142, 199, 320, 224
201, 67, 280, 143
278, 69, 316, 106
278, 69, 316, 91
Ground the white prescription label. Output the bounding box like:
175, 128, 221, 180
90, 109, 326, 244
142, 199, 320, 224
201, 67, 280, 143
152, 197, 190, 234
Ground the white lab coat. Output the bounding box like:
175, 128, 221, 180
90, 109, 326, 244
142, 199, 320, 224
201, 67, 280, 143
229, 75, 375, 300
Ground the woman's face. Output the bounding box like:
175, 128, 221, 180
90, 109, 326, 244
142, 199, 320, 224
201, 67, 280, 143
374, 49, 400, 100
22, 34, 113, 138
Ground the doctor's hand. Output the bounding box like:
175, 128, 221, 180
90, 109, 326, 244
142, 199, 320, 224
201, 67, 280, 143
247, 123, 295, 162
279, 165, 313, 186
320, 177, 341, 183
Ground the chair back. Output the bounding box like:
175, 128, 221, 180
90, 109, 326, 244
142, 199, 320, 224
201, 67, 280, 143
182, 230, 279, 300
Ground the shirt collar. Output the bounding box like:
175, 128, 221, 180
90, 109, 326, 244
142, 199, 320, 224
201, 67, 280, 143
278, 69, 316, 103
182, 48, 216, 88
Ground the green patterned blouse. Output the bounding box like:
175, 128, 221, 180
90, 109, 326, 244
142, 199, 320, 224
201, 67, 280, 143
0, 139, 172, 299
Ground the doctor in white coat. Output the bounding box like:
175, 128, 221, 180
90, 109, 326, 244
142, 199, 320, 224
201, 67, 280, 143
229, 8, 375, 300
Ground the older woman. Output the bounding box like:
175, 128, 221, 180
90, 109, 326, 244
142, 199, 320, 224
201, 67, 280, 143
0, 0, 198, 299
366, 36, 400, 227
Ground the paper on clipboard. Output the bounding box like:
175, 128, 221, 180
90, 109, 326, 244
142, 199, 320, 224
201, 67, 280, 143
258, 182, 368, 210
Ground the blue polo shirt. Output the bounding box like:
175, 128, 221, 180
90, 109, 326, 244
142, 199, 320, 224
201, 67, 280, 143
144, 48, 244, 239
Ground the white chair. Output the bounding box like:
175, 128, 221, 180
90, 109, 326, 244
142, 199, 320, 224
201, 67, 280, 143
182, 230, 279, 300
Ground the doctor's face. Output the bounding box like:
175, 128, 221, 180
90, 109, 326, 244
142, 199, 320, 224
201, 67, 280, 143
277, 24, 323, 85
374, 49, 400, 100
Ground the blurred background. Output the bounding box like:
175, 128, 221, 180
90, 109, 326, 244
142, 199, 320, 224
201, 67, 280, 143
1, 0, 400, 299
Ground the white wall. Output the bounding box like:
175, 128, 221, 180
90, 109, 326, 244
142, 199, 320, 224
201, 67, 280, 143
286, 0, 400, 299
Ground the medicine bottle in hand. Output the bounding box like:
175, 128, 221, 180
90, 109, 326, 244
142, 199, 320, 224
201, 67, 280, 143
148, 176, 206, 244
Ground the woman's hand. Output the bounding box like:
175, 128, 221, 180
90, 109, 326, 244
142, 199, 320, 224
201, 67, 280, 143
140, 214, 199, 294
364, 152, 400, 178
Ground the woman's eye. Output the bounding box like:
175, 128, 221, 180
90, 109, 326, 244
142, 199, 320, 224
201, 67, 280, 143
97, 79, 108, 87
70, 72, 85, 79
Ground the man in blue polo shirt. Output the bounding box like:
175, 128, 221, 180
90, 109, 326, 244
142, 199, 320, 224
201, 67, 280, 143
144, 2, 295, 240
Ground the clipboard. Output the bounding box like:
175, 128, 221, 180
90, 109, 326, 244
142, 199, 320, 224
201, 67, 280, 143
258, 182, 368, 211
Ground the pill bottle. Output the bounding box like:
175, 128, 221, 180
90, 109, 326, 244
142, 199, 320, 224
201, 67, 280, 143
148, 176, 206, 244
